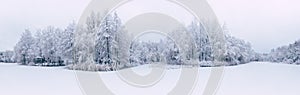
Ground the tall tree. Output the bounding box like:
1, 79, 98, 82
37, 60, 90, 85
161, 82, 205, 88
14, 29, 35, 65
61, 22, 76, 64
95, 12, 123, 67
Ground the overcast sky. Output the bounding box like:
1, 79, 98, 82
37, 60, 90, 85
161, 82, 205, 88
0, 0, 299, 53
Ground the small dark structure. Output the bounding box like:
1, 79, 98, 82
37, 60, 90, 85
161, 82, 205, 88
33, 56, 46, 65
33, 56, 64, 66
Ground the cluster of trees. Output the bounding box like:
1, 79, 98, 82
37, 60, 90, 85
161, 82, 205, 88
222, 24, 257, 65
130, 41, 165, 66
128, 21, 257, 67
223, 33, 257, 65
11, 11, 260, 70
69, 12, 129, 71
14, 22, 76, 66
163, 20, 214, 66
69, 12, 222, 71
268, 40, 300, 64
128, 20, 215, 66
0, 50, 15, 63
165, 22, 257, 66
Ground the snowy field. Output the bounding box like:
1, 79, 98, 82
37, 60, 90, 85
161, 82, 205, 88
0, 62, 299, 95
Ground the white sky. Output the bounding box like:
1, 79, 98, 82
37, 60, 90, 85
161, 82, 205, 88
0, 0, 90, 51
0, 0, 300, 53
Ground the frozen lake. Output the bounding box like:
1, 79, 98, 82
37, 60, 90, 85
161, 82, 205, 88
0, 62, 299, 95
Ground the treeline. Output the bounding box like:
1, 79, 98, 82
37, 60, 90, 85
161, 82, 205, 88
0, 50, 15, 63
223, 26, 258, 65
13, 22, 76, 66
128, 22, 257, 67
10, 11, 259, 71
267, 40, 300, 64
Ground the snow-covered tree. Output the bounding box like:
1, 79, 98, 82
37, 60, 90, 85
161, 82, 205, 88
34, 29, 43, 58
188, 20, 213, 62
95, 12, 125, 70
166, 27, 190, 65
60, 22, 76, 64
165, 39, 182, 65
14, 29, 35, 65
71, 11, 129, 71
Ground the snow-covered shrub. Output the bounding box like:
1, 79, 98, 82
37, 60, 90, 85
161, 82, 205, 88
66, 63, 114, 71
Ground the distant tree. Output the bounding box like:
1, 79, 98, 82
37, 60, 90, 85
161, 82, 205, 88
0, 50, 14, 63
0, 52, 3, 62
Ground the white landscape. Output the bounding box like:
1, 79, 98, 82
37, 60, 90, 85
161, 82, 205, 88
1, 62, 299, 95
1, 0, 300, 95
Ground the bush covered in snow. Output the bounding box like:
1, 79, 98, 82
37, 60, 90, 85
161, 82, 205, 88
66, 63, 115, 71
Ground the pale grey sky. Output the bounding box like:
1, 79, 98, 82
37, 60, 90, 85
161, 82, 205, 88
0, 0, 299, 53
208, 0, 300, 53
0, 0, 90, 51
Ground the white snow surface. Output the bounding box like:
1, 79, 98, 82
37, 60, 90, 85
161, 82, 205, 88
0, 62, 299, 95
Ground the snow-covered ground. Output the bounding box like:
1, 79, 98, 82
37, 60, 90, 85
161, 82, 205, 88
0, 62, 299, 95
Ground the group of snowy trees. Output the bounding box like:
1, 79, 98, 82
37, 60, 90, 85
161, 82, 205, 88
223, 33, 256, 65
130, 40, 166, 66
69, 12, 129, 71
7, 9, 300, 71
222, 24, 257, 65
14, 22, 76, 66
11, 11, 261, 70
168, 21, 257, 66
166, 22, 257, 66
128, 20, 214, 66
128, 21, 257, 67
70, 12, 220, 71
0, 50, 14, 63
268, 40, 300, 64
